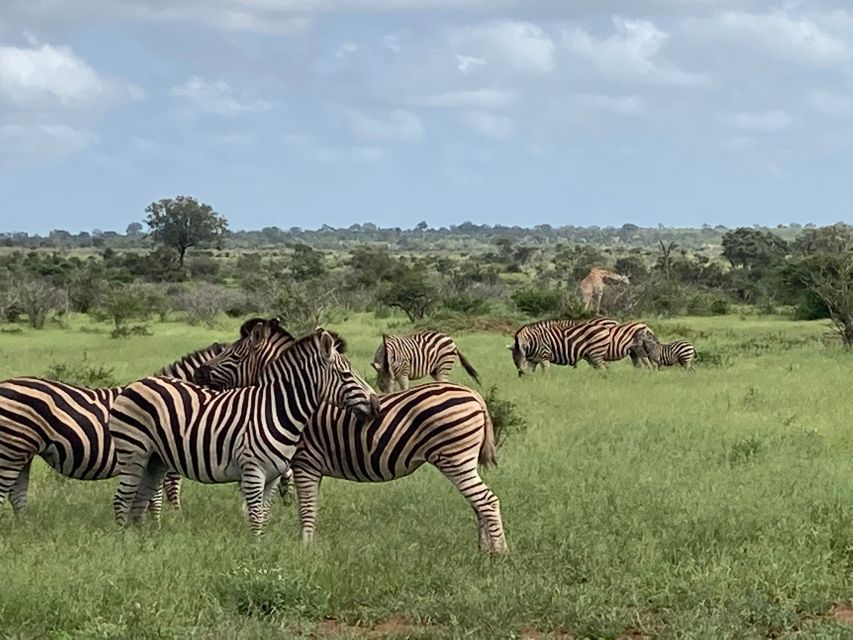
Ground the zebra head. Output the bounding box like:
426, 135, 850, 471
309, 328, 381, 419
510, 335, 530, 377
371, 334, 394, 394
193, 317, 295, 390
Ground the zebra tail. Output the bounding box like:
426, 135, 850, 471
478, 404, 498, 468
456, 349, 481, 386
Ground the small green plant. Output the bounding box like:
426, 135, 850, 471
728, 435, 763, 466
217, 565, 329, 619
484, 385, 528, 449
44, 355, 119, 387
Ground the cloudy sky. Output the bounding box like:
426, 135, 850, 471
1, 0, 852, 233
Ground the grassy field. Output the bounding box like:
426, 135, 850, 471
2, 314, 853, 638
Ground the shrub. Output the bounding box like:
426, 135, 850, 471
217, 565, 328, 619
45, 356, 119, 387
511, 287, 562, 316
111, 324, 153, 339
442, 295, 492, 316
484, 386, 528, 449
11, 276, 67, 329
172, 283, 240, 326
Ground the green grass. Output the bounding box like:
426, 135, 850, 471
2, 314, 853, 638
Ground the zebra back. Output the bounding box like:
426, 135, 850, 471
371, 330, 466, 392
511, 317, 615, 374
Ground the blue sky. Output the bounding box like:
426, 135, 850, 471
1, 0, 852, 233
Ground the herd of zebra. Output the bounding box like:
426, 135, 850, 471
0, 314, 695, 555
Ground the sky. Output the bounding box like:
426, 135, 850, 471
1, 0, 852, 233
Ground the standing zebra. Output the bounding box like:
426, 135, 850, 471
0, 342, 226, 516
508, 318, 613, 376
634, 330, 696, 370
604, 321, 656, 368
110, 327, 380, 535
195, 318, 508, 553
370, 330, 480, 393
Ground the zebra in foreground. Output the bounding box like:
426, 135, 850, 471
634, 329, 696, 370
110, 327, 380, 535
508, 318, 613, 376
0, 343, 226, 516
371, 330, 480, 393
196, 318, 508, 553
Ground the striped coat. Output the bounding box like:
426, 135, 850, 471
196, 319, 507, 553
635, 331, 696, 369
0, 343, 226, 515
110, 328, 379, 535
371, 330, 480, 393
509, 318, 613, 376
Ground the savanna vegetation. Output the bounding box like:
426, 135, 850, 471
4, 198, 853, 638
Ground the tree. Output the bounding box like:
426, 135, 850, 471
126, 222, 144, 237
144, 196, 228, 267
378, 266, 437, 322
721, 227, 788, 272
787, 224, 853, 346
12, 276, 67, 329
289, 243, 326, 281
656, 240, 678, 280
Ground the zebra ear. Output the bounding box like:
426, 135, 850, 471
250, 322, 266, 346
370, 361, 381, 371
319, 331, 336, 363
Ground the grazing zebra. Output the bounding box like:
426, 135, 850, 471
508, 318, 613, 376
634, 330, 696, 370
196, 319, 507, 553
0, 342, 227, 516
110, 327, 380, 535
370, 330, 480, 393
605, 321, 656, 368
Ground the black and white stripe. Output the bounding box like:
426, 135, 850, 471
605, 321, 656, 368
110, 327, 380, 535
371, 330, 480, 393
0, 343, 226, 516
635, 330, 696, 369
509, 318, 613, 376
197, 323, 506, 553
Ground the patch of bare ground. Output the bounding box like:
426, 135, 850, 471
519, 625, 574, 639
298, 615, 439, 638
831, 603, 853, 626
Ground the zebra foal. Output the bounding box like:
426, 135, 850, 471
196, 318, 508, 553
371, 330, 480, 393
0, 343, 226, 516
634, 330, 696, 370
110, 326, 380, 535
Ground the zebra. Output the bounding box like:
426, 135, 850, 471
370, 330, 480, 393
195, 318, 508, 553
634, 329, 696, 370
109, 327, 380, 536
0, 342, 227, 516
604, 321, 657, 368
508, 318, 613, 376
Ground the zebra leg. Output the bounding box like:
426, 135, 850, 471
294, 467, 322, 544
129, 456, 169, 526
113, 451, 149, 527
278, 467, 295, 506
240, 464, 268, 536
9, 459, 33, 516
163, 472, 183, 510
434, 459, 508, 554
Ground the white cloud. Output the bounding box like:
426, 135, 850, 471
450, 20, 555, 74
564, 17, 706, 86
689, 11, 849, 66
170, 76, 271, 116
0, 123, 96, 165
0, 43, 104, 106
414, 88, 515, 109
460, 110, 515, 139
456, 54, 486, 73
805, 90, 853, 118
306, 144, 389, 163
345, 108, 425, 143
717, 110, 794, 132
334, 42, 360, 59
573, 93, 645, 115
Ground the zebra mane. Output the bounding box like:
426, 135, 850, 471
157, 342, 227, 377
239, 317, 269, 338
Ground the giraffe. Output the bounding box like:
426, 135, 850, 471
578, 268, 630, 313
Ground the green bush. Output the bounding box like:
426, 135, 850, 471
44, 356, 119, 387
510, 287, 562, 316
484, 385, 528, 449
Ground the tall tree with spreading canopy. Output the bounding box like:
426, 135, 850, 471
144, 196, 228, 267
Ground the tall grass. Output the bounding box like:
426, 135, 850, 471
1, 314, 852, 638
